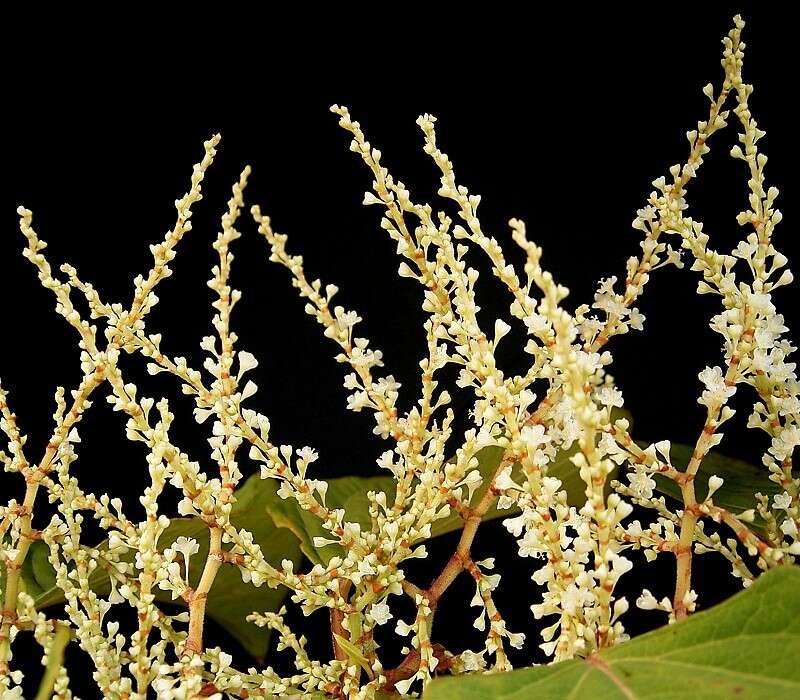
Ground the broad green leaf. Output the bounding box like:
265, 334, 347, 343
23, 474, 303, 660
273, 412, 632, 566
432, 409, 630, 539
649, 442, 780, 536
268, 474, 396, 565
424, 566, 800, 699
270, 433, 625, 566
1, 539, 71, 607
428, 444, 592, 539
155, 475, 303, 660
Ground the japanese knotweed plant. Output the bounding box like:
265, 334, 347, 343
1, 14, 798, 700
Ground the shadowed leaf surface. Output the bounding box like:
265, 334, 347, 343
267, 437, 607, 566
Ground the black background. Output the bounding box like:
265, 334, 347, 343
2, 4, 797, 696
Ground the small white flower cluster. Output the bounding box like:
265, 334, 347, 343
0, 14, 796, 700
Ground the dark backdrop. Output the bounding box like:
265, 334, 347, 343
2, 4, 797, 696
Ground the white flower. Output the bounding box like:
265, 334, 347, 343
628, 308, 646, 331
394, 618, 413, 636
781, 518, 798, 538
394, 677, 417, 695
706, 475, 724, 500
518, 529, 547, 559
772, 426, 800, 461
493, 318, 511, 346
520, 423, 551, 450
177, 498, 196, 516
473, 610, 486, 631
369, 601, 392, 626
773, 492, 793, 511
698, 366, 736, 408
652, 440, 672, 463
460, 468, 484, 501
503, 512, 527, 538
506, 630, 526, 649
240, 380, 259, 402
627, 469, 656, 500
236, 350, 259, 379
496, 494, 514, 510
460, 649, 486, 671
494, 465, 521, 492
170, 536, 199, 581
539, 639, 558, 657
636, 589, 658, 610
596, 386, 624, 408
664, 245, 684, 269
561, 584, 582, 616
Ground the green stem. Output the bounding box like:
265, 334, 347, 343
34, 623, 72, 700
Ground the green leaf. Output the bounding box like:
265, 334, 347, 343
428, 444, 591, 539
333, 632, 372, 677
432, 410, 630, 539
424, 566, 800, 699
272, 415, 632, 565
25, 474, 303, 660
155, 475, 303, 660
1, 539, 65, 606
649, 442, 780, 535
268, 474, 397, 565
266, 444, 585, 565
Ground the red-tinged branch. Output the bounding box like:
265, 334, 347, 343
184, 527, 223, 655
701, 503, 774, 559
0, 370, 104, 677
673, 327, 755, 619
383, 644, 455, 690
380, 453, 512, 687
427, 455, 512, 606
